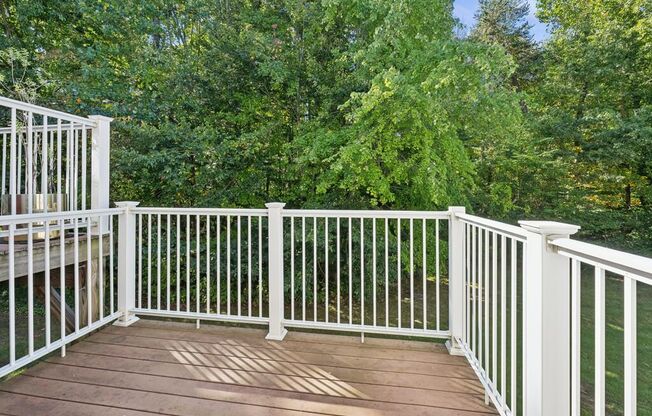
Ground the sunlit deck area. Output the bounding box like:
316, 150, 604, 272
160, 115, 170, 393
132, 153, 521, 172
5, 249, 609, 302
0, 319, 495, 416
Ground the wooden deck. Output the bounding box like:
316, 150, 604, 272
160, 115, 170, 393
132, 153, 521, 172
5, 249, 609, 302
0, 319, 496, 416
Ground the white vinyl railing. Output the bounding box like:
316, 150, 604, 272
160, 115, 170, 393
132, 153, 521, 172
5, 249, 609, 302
1, 197, 649, 416
0, 96, 111, 215
0, 207, 123, 378
282, 208, 449, 338
130, 206, 269, 325
550, 238, 651, 416
455, 213, 528, 415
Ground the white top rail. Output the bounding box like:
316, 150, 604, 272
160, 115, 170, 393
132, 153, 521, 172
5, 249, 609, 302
0, 122, 88, 135
132, 206, 268, 216
0, 96, 96, 126
0, 207, 124, 225
551, 238, 652, 283
283, 209, 450, 219
457, 213, 529, 241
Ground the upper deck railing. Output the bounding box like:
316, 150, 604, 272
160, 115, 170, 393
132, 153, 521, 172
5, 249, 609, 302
0, 96, 111, 216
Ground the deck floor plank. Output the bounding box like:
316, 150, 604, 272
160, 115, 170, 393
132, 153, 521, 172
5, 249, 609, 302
0, 320, 497, 416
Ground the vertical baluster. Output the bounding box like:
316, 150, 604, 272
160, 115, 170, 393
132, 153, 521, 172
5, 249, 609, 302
313, 216, 317, 321
74, 217, 79, 331
59, 218, 66, 353
571, 259, 581, 416
325, 217, 329, 323
372, 218, 376, 326
147, 214, 152, 309
385, 218, 389, 328
465, 223, 470, 344
348, 217, 352, 325
206, 215, 210, 313
436, 219, 440, 331
422, 218, 426, 330
186, 215, 190, 312
360, 218, 364, 329
157, 214, 161, 310
258, 216, 262, 318
302, 216, 306, 321
216, 215, 220, 315
624, 274, 637, 416
56, 120, 61, 209
237, 215, 241, 315
484, 230, 489, 372
492, 232, 498, 385
81, 127, 86, 210
226, 215, 230, 315
86, 215, 92, 326
45, 211, 51, 344
26, 112, 32, 205
337, 217, 341, 324
291, 216, 295, 320
167, 214, 171, 311
9, 108, 18, 211
247, 215, 252, 316
196, 215, 200, 314
66, 125, 71, 209
41, 117, 48, 203
109, 216, 114, 314
595, 267, 606, 416
138, 214, 142, 308
510, 239, 517, 414
98, 215, 104, 320
176, 215, 181, 312
501, 235, 507, 410
8, 222, 15, 363
472, 226, 477, 355
27, 218, 34, 353
476, 228, 486, 360
397, 218, 401, 328
1, 132, 5, 195
409, 219, 414, 329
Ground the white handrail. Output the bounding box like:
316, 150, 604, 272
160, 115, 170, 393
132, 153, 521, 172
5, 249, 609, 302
457, 213, 528, 241
0, 96, 96, 126
133, 206, 268, 216
0, 207, 124, 225
551, 238, 652, 282
283, 208, 449, 219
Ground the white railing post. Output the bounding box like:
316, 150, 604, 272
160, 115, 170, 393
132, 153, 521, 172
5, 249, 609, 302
446, 206, 466, 355
519, 221, 579, 416
266, 202, 287, 341
89, 115, 112, 233
114, 201, 140, 326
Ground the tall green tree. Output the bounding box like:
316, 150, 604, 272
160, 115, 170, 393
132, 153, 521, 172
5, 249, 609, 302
470, 0, 539, 90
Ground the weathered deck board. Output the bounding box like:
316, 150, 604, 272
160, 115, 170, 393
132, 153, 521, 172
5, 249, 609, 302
0, 320, 497, 416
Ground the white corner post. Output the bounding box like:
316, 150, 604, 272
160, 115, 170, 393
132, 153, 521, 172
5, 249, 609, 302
446, 206, 466, 355
114, 201, 140, 326
519, 221, 580, 416
266, 202, 287, 341
89, 115, 113, 233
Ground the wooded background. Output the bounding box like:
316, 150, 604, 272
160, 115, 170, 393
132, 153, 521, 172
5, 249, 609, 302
1, 0, 650, 254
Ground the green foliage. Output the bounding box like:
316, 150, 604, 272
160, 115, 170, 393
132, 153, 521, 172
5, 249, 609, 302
0, 0, 649, 253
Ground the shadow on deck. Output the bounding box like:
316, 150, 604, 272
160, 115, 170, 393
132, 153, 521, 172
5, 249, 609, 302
0, 319, 496, 415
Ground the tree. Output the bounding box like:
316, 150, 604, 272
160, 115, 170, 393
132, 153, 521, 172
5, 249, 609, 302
470, 0, 539, 91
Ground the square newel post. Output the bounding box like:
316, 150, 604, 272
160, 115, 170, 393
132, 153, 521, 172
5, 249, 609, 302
114, 201, 140, 327
266, 202, 287, 341
89, 115, 112, 233
519, 220, 580, 416
446, 206, 466, 356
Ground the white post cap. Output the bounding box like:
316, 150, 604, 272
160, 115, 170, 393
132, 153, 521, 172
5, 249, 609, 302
518, 220, 580, 236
